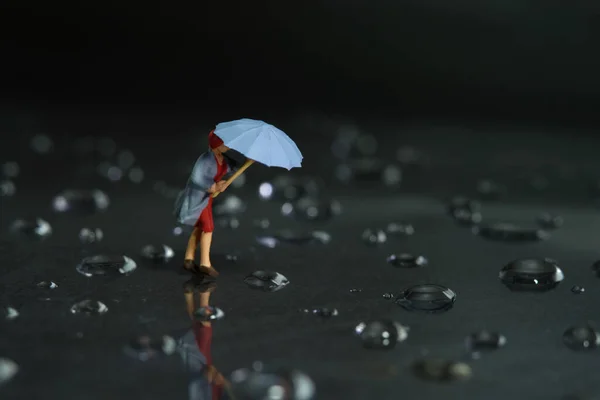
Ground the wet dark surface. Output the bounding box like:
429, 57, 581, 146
2, 111, 600, 399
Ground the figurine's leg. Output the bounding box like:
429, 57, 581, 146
184, 227, 199, 262
199, 231, 213, 267
184, 291, 195, 319
199, 291, 211, 308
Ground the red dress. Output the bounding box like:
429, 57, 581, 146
194, 154, 228, 233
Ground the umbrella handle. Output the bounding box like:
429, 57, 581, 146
212, 159, 255, 198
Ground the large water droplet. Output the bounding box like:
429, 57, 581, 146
354, 320, 409, 349
563, 325, 600, 351
70, 300, 108, 315
230, 364, 316, 400
465, 331, 506, 356
37, 281, 58, 289
386, 254, 428, 268
499, 259, 564, 291
0, 358, 19, 385
412, 358, 472, 382
396, 284, 456, 313
124, 335, 177, 361
244, 271, 289, 292
52, 189, 109, 214
75, 255, 137, 277
140, 244, 174, 263
473, 222, 549, 242
10, 218, 52, 239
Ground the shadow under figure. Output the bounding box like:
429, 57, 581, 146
174, 130, 245, 278
179, 276, 233, 400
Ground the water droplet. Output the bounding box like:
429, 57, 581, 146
0, 358, 19, 385
78, 228, 104, 244
244, 271, 289, 292
117, 150, 135, 170
258, 182, 274, 199
172, 226, 183, 236
76, 255, 137, 277
473, 222, 549, 242
412, 358, 472, 382
287, 196, 342, 221
256, 236, 278, 248
193, 306, 225, 322
124, 335, 177, 361
214, 195, 246, 215
0, 180, 16, 197
37, 281, 58, 289
1, 161, 19, 178
396, 284, 456, 313
349, 288, 362, 293
70, 300, 108, 315
387, 254, 428, 268
354, 320, 409, 349
4, 307, 19, 320
386, 222, 414, 236
257, 230, 331, 248
476, 179, 506, 200
304, 308, 338, 317
106, 166, 123, 181
382, 165, 402, 186
216, 216, 240, 229
30, 134, 53, 154
571, 285, 585, 294
383, 292, 394, 300
362, 229, 387, 245
537, 213, 564, 229
465, 331, 506, 356
499, 259, 564, 291
563, 325, 600, 351
253, 218, 270, 229
448, 197, 482, 225
225, 253, 239, 262
229, 364, 316, 400
140, 244, 174, 262
128, 166, 144, 183
10, 218, 52, 238
52, 189, 109, 214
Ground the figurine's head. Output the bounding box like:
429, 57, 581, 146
208, 131, 229, 153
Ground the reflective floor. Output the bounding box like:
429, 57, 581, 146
1, 111, 600, 400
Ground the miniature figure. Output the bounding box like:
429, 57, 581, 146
175, 119, 303, 277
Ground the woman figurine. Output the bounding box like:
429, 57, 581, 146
174, 130, 242, 277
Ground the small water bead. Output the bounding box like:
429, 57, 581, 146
349, 288, 362, 293
0, 358, 19, 385
362, 229, 387, 245
244, 271, 289, 292
300, 308, 339, 317
0, 180, 15, 196
263, 175, 319, 201
229, 364, 316, 400
216, 216, 240, 229
288, 196, 342, 221
106, 166, 123, 181
70, 300, 108, 315
257, 230, 331, 248
172, 226, 183, 236
37, 281, 58, 289
140, 244, 175, 262
128, 166, 144, 183
52, 189, 109, 214
253, 218, 270, 229
465, 331, 506, 356
225, 253, 239, 262
412, 358, 472, 382
258, 182, 274, 199
1, 161, 19, 178
563, 325, 600, 351
383, 293, 394, 300
30, 134, 54, 154
214, 195, 246, 215
476, 179, 506, 200
386, 222, 414, 236
117, 150, 135, 170
335, 158, 385, 183
354, 320, 409, 349
382, 165, 402, 186
448, 197, 482, 225
387, 254, 427, 268
193, 306, 225, 322
4, 307, 19, 320
396, 284, 456, 313
78, 228, 104, 244
537, 213, 564, 229
571, 285, 585, 294
10, 218, 52, 238
499, 259, 564, 291
76, 254, 137, 277
473, 222, 549, 242
124, 335, 177, 361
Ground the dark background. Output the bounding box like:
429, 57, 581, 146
1, 1, 599, 124
2, 3, 600, 400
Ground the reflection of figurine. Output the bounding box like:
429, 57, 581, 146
180, 277, 231, 400
174, 131, 244, 277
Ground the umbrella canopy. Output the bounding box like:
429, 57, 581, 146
214, 119, 303, 170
